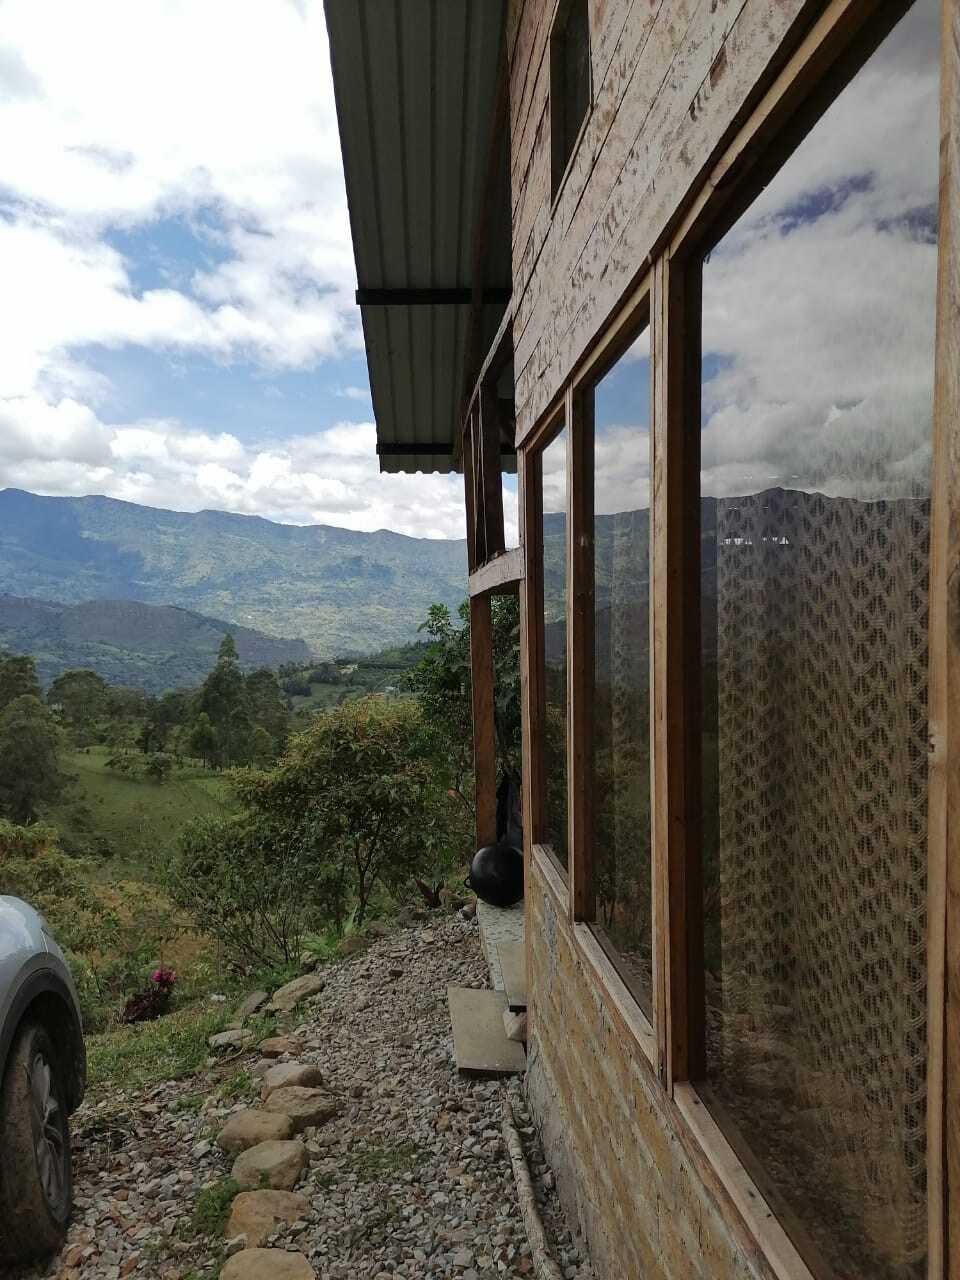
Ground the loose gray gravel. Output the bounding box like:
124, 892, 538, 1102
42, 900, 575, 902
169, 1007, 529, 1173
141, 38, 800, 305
18, 912, 595, 1279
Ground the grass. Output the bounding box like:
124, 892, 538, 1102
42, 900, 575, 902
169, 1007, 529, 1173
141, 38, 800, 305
191, 1178, 240, 1237
46, 745, 226, 872
352, 1140, 426, 1183
86, 999, 230, 1092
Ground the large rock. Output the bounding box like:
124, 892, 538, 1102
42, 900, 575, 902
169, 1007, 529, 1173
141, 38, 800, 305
232, 1139, 306, 1191
261, 1062, 325, 1099
209, 1028, 254, 1051
261, 1086, 337, 1131
269, 974, 325, 1012
217, 1109, 294, 1154
221, 1249, 314, 1279
225, 1189, 310, 1247
260, 1036, 301, 1059
236, 989, 269, 1018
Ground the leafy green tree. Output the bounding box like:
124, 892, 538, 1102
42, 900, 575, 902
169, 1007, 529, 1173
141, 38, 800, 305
170, 698, 468, 965
198, 635, 249, 767
0, 695, 65, 822
404, 597, 522, 806
0, 654, 42, 712
189, 712, 218, 768
245, 666, 290, 753
48, 668, 106, 747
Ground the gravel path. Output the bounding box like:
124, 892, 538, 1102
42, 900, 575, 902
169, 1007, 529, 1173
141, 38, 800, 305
20, 913, 595, 1279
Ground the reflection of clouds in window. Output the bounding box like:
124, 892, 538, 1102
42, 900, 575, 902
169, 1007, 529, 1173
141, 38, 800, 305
702, 0, 939, 502
541, 429, 567, 514
595, 353, 651, 515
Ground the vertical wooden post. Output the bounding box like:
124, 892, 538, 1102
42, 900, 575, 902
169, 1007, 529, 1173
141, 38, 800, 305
479, 382, 506, 563
470, 592, 498, 850
520, 445, 546, 1033
463, 415, 479, 575
651, 252, 705, 1092
520, 447, 547, 851
933, 1, 958, 1273
567, 384, 595, 922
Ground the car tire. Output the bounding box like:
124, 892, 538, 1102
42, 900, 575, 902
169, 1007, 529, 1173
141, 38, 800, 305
0, 1020, 73, 1264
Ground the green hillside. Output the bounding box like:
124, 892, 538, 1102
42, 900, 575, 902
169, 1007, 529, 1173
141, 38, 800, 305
0, 489, 468, 655
0, 595, 314, 692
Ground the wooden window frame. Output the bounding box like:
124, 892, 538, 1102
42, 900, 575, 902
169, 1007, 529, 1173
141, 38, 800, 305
517, 0, 955, 1274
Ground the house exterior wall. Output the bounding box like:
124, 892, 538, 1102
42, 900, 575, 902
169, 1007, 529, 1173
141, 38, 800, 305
527, 855, 763, 1280
508, 0, 817, 439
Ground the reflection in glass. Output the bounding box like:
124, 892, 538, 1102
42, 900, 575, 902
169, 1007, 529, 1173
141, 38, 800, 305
541, 428, 568, 867
503, 477, 520, 550
593, 334, 652, 1013
700, 5, 938, 1277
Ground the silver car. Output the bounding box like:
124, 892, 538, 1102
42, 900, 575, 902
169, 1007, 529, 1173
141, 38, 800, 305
0, 897, 86, 1264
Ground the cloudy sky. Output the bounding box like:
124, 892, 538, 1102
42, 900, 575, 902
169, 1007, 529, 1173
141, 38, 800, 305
0, 0, 482, 540
0, 0, 939, 544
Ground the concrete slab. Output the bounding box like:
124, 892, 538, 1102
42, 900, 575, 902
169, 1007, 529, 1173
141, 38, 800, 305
448, 986, 526, 1077
477, 899, 525, 990
498, 942, 527, 1011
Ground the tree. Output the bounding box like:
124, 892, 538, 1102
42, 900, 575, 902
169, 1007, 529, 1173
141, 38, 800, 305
246, 667, 291, 754
48, 669, 106, 747
0, 695, 65, 822
0, 654, 41, 712
170, 698, 469, 965
404, 596, 522, 807
188, 712, 218, 768
197, 635, 249, 767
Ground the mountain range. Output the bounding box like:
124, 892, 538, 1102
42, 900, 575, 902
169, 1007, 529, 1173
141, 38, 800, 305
0, 489, 468, 658
0, 595, 314, 692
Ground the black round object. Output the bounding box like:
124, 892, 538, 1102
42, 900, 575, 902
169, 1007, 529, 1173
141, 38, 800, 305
466, 842, 524, 908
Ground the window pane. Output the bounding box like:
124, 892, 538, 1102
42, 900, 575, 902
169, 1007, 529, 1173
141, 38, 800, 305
594, 332, 652, 1011
542, 428, 568, 867
700, 4, 938, 1277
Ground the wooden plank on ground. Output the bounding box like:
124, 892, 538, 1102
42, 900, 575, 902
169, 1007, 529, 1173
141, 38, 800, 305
448, 987, 526, 1077
498, 942, 527, 1011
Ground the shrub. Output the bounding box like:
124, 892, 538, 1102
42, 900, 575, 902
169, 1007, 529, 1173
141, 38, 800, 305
169, 698, 468, 968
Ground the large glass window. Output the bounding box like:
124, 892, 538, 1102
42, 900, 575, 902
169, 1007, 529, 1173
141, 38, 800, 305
699, 4, 939, 1276
593, 332, 653, 1012
541, 428, 568, 867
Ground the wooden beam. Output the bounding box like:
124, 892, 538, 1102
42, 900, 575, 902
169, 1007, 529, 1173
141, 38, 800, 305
470, 592, 498, 850
520, 447, 547, 851
477, 381, 507, 565
356, 286, 510, 306
651, 252, 704, 1092
936, 1, 959, 1274
463, 414, 479, 576
566, 383, 595, 922
469, 547, 524, 598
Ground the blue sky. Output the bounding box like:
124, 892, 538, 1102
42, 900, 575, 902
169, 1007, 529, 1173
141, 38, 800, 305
0, 0, 476, 540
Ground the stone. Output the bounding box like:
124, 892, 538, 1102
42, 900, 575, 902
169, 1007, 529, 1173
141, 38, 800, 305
336, 935, 367, 957
261, 1062, 325, 1098
220, 1249, 315, 1279
225, 1190, 311, 1247
217, 1109, 294, 1154
259, 1037, 301, 1059
262, 1086, 337, 1131
502, 1010, 528, 1043
209, 1029, 254, 1051
224, 1234, 247, 1257
237, 990, 269, 1018
269, 974, 325, 1011
231, 1140, 307, 1191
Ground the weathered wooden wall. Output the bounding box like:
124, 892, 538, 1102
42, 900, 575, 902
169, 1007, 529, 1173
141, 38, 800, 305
508, 0, 819, 442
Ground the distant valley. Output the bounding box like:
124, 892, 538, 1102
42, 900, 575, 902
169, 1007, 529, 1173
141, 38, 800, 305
0, 595, 314, 692
0, 489, 468, 657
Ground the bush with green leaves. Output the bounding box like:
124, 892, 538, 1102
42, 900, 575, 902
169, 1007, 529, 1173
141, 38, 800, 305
169, 697, 469, 968
403, 596, 521, 809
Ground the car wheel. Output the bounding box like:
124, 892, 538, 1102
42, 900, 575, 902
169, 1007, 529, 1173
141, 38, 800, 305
0, 1021, 73, 1263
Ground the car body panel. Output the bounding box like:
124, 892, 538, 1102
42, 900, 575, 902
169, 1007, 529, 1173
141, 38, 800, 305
0, 897, 85, 1112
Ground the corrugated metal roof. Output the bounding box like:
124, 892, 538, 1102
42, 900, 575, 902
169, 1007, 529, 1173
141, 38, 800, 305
325, 0, 510, 475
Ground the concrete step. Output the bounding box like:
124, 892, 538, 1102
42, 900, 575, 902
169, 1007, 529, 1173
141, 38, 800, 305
448, 986, 526, 1077
497, 941, 527, 1012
